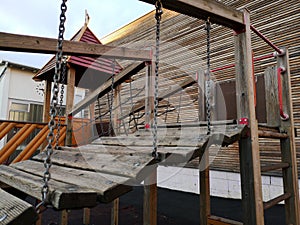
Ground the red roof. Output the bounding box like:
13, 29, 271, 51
33, 26, 123, 89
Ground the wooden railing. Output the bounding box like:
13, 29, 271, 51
0, 120, 67, 165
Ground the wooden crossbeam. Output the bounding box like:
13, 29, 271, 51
0, 32, 152, 61
139, 0, 244, 30
70, 62, 146, 116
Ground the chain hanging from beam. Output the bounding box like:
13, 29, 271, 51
37, 0, 67, 212
205, 18, 212, 135
152, 0, 163, 159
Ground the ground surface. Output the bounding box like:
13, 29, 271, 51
39, 186, 285, 225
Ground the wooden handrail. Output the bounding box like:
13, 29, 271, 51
0, 123, 16, 140
12, 125, 49, 163
0, 124, 37, 163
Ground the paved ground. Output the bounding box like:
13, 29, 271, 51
40, 186, 285, 225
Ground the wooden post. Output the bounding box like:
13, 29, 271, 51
143, 170, 157, 225
43, 80, 51, 123
111, 198, 119, 225
113, 85, 121, 135
264, 67, 280, 127
198, 69, 210, 225
83, 208, 91, 225
277, 48, 300, 225
65, 67, 76, 146
60, 210, 68, 225
143, 61, 157, 225
234, 9, 264, 225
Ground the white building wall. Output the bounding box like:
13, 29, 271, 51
157, 166, 300, 204
8, 67, 44, 103
0, 66, 11, 120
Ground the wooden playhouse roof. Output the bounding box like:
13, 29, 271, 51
33, 26, 123, 89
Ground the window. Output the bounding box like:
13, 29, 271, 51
9, 102, 44, 122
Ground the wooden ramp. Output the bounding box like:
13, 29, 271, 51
0, 124, 246, 212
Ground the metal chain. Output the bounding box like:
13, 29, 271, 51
205, 18, 212, 135
152, 0, 163, 159
56, 56, 67, 148
37, 0, 67, 211
108, 59, 116, 136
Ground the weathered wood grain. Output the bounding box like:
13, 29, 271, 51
0, 165, 97, 210
0, 188, 37, 225
0, 32, 151, 61
12, 160, 132, 203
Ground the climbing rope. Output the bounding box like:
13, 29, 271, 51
205, 18, 212, 135
152, 0, 163, 159
37, 0, 67, 212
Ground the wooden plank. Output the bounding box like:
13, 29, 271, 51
12, 160, 132, 203
0, 32, 151, 61
264, 66, 280, 127
0, 188, 38, 225
33, 150, 156, 181
0, 165, 97, 210
139, 0, 244, 30
208, 215, 243, 225
234, 10, 264, 225
70, 62, 146, 116
277, 48, 300, 225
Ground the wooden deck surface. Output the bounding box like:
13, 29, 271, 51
0, 124, 246, 210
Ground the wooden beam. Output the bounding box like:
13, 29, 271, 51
139, 0, 244, 30
234, 10, 264, 225
66, 67, 76, 146
277, 48, 300, 225
70, 62, 145, 116
0, 32, 152, 61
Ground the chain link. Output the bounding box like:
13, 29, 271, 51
152, 0, 163, 159
205, 18, 212, 135
38, 0, 67, 211
109, 59, 116, 136
56, 56, 67, 148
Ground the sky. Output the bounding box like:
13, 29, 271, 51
0, 0, 153, 68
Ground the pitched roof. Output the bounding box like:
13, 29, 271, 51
33, 26, 123, 89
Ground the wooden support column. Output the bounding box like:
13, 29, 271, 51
143, 170, 157, 225
111, 198, 119, 225
83, 208, 91, 225
277, 48, 300, 225
198, 69, 210, 225
43, 80, 51, 123
234, 10, 264, 225
65, 67, 76, 146
60, 210, 68, 225
143, 61, 157, 225
113, 85, 121, 135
